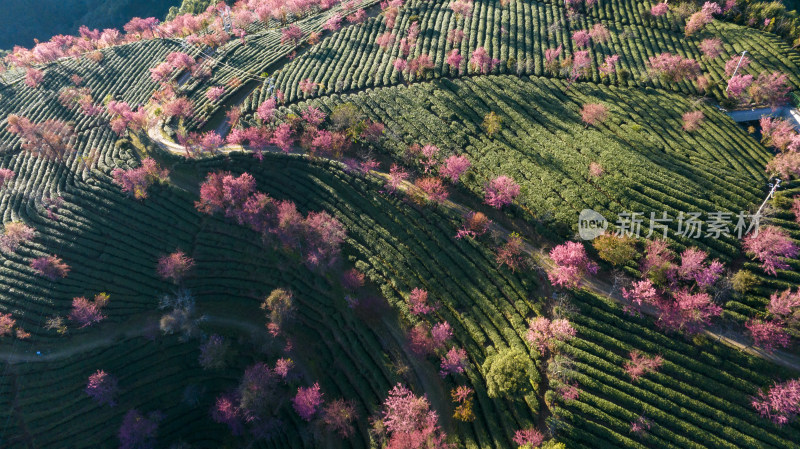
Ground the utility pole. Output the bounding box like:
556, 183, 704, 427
752, 178, 781, 235
725, 50, 748, 92
221, 6, 233, 34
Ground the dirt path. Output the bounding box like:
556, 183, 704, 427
0, 314, 270, 364
143, 123, 800, 373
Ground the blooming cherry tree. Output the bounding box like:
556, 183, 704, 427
743, 226, 799, 275
31, 255, 70, 280
484, 175, 520, 208
69, 293, 109, 327
439, 347, 468, 377
623, 350, 663, 381
408, 288, 434, 315
547, 241, 599, 288
512, 428, 544, 448
293, 383, 324, 421
746, 319, 791, 352
526, 317, 576, 353
0, 222, 34, 254
752, 379, 800, 426
682, 110, 705, 131
380, 384, 451, 448
157, 250, 194, 284
580, 103, 609, 127
86, 370, 119, 406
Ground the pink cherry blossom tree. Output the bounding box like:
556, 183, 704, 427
274, 358, 293, 378
547, 241, 599, 289
408, 288, 434, 315
647, 53, 701, 82
439, 347, 468, 377
469, 47, 499, 74
589, 161, 605, 178
157, 250, 194, 284
484, 175, 520, 208
31, 255, 70, 280
69, 293, 109, 327
699, 38, 723, 59
727, 74, 754, 100
293, 383, 324, 421
206, 86, 225, 102
446, 49, 463, 73
751, 379, 800, 426
599, 54, 620, 76
24, 68, 44, 88
580, 103, 609, 127
447, 29, 465, 44
623, 350, 663, 381
0, 222, 34, 254
544, 45, 562, 74
440, 155, 471, 183
682, 110, 705, 131
650, 2, 669, 16
512, 428, 544, 448
0, 169, 14, 189
658, 289, 721, 334
725, 55, 751, 76
431, 322, 453, 349
272, 123, 294, 152
449, 0, 473, 18
211, 393, 244, 436
572, 30, 591, 48
385, 164, 409, 194
86, 370, 118, 406
379, 384, 451, 448
0, 313, 16, 337
415, 177, 449, 203
257, 98, 277, 122
526, 317, 576, 353
769, 288, 800, 321
112, 158, 169, 200
409, 323, 436, 356
589, 23, 611, 43
323, 14, 343, 31
743, 226, 799, 275
746, 319, 791, 352
622, 279, 660, 306
749, 72, 792, 107
281, 25, 304, 45
376, 32, 396, 50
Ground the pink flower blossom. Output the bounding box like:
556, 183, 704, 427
580, 103, 609, 126
572, 30, 591, 48
547, 241, 599, 288
650, 2, 669, 16
446, 49, 463, 73
439, 155, 470, 183
752, 379, 800, 426
439, 346, 468, 377
513, 428, 544, 448
743, 226, 799, 275
206, 86, 225, 102
293, 383, 324, 421
484, 175, 520, 208
682, 110, 705, 131
699, 38, 723, 59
